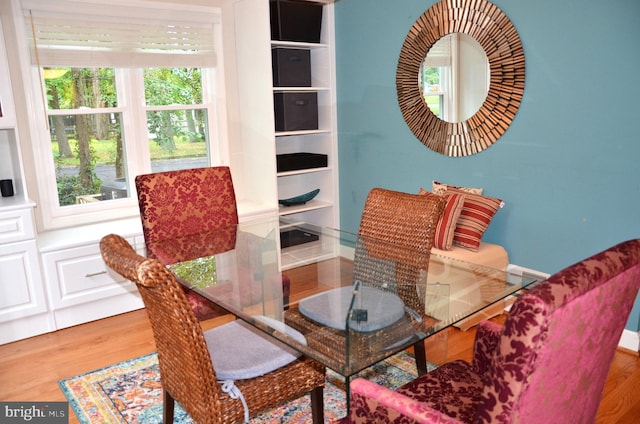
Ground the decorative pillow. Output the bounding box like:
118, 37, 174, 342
432, 180, 483, 195
446, 188, 504, 251
419, 188, 465, 250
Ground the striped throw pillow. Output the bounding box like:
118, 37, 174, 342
446, 188, 504, 251
419, 188, 465, 250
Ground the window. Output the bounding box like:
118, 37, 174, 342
45, 67, 212, 206
421, 66, 447, 119
420, 35, 452, 121
420, 33, 489, 123
20, 0, 224, 229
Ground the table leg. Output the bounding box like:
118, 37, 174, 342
345, 374, 351, 417
310, 385, 324, 424
414, 341, 428, 376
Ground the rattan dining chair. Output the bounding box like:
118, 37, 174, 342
100, 233, 325, 424
354, 188, 446, 374
135, 166, 290, 320
284, 188, 446, 375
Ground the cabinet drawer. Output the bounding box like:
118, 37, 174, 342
0, 208, 35, 244
42, 240, 138, 309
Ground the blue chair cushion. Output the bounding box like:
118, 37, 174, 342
298, 285, 406, 332
203, 319, 305, 380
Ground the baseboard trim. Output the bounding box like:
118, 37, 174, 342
619, 329, 639, 352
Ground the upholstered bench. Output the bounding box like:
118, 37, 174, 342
429, 242, 509, 330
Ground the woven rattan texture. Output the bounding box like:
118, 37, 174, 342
355, 188, 446, 313
284, 307, 433, 372
100, 234, 325, 424
285, 188, 446, 374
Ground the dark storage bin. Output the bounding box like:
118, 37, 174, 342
270, 0, 323, 43
274, 92, 318, 131
272, 48, 311, 87
277, 152, 328, 172
280, 228, 320, 248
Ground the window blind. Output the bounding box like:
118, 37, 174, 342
22, 0, 218, 68
423, 35, 451, 68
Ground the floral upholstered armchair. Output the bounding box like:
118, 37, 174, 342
346, 238, 640, 423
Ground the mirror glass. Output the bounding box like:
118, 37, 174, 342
419, 33, 489, 123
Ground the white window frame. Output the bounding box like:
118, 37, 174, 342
12, 0, 228, 230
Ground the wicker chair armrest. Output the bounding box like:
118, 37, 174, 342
472, 320, 503, 375
347, 378, 464, 424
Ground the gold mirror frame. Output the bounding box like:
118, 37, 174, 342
397, 0, 525, 156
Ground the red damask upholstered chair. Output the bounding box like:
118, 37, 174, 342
346, 238, 640, 424
135, 167, 290, 320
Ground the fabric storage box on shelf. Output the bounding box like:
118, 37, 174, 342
272, 48, 312, 87
277, 152, 327, 172
274, 92, 318, 131
270, 0, 323, 43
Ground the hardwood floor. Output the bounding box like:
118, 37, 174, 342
1, 267, 639, 423
0, 311, 235, 424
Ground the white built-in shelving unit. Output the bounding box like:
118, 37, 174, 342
270, 2, 339, 270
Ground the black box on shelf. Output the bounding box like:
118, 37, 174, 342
280, 228, 320, 248
277, 152, 327, 172
272, 48, 312, 87
274, 92, 318, 131
270, 0, 323, 43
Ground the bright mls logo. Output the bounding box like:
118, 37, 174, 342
1, 402, 68, 423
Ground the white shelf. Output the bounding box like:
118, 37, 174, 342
276, 129, 331, 137
276, 166, 329, 177
280, 236, 338, 270
271, 40, 329, 49
278, 199, 332, 216
273, 86, 330, 92
279, 221, 340, 270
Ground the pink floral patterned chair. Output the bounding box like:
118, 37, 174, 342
135, 167, 290, 320
345, 238, 640, 423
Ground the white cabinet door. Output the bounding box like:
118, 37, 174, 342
0, 239, 53, 344
0, 239, 47, 321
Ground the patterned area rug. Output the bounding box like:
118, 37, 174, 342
59, 351, 433, 423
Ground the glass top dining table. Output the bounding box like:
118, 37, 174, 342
152, 218, 539, 380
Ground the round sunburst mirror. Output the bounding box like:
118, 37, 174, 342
397, 0, 525, 157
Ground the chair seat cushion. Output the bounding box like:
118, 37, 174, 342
299, 285, 405, 332
396, 360, 483, 422
203, 320, 304, 380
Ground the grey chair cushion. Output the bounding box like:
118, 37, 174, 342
203, 319, 304, 380
298, 285, 406, 332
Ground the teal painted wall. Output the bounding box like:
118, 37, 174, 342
334, 0, 640, 329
